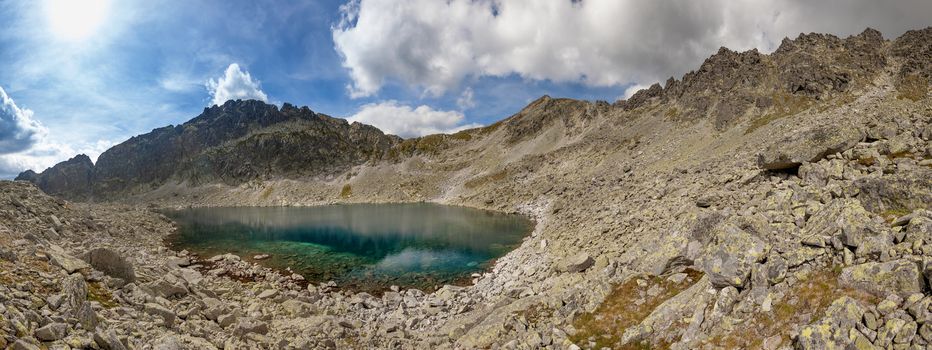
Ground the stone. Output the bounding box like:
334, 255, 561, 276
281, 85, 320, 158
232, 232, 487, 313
144, 303, 177, 327
282, 299, 314, 317
257, 289, 279, 299
839, 260, 923, 297
49, 249, 90, 274
253, 254, 270, 260
802, 199, 883, 248
697, 223, 769, 288
93, 328, 127, 350
757, 125, 863, 170
556, 253, 594, 273
218, 314, 237, 328
35, 322, 68, 341
146, 279, 188, 299
233, 318, 269, 337
83, 247, 136, 283
0, 246, 16, 262
796, 297, 865, 349
12, 340, 39, 350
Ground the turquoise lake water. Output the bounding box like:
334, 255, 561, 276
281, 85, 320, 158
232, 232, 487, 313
164, 204, 533, 292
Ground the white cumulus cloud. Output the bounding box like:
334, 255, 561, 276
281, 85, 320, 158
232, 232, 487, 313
347, 101, 481, 138
0, 85, 117, 178
206, 63, 269, 106
0, 86, 47, 154
333, 0, 932, 98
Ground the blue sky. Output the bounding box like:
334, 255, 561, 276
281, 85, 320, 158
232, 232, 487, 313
0, 0, 930, 177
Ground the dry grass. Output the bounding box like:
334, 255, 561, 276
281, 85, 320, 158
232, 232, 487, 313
896, 75, 929, 102
880, 208, 912, 223
450, 130, 473, 141
570, 269, 703, 349
705, 267, 878, 349
259, 186, 274, 200
340, 184, 352, 198
463, 170, 508, 189
745, 93, 815, 135
88, 281, 118, 308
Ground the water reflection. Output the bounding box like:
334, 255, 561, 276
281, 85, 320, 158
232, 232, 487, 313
165, 203, 533, 292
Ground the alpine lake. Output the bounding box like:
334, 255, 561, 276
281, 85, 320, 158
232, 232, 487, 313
164, 203, 534, 293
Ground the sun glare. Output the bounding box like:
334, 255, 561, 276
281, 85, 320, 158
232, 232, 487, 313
45, 0, 111, 42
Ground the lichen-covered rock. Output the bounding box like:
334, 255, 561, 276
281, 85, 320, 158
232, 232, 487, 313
697, 223, 769, 288
839, 260, 923, 297
796, 296, 865, 349
757, 126, 863, 170
801, 199, 884, 248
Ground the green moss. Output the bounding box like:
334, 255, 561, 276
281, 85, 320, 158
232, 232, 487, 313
340, 184, 352, 198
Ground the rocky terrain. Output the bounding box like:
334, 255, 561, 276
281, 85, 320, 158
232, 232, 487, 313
3, 27, 932, 349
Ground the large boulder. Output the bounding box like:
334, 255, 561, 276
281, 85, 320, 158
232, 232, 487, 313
83, 247, 135, 283
839, 260, 924, 297
854, 168, 932, 213
556, 253, 595, 273
696, 223, 770, 288
757, 126, 863, 170
802, 199, 884, 248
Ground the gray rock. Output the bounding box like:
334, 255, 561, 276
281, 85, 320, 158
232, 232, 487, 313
35, 322, 68, 341
144, 303, 177, 327
93, 328, 127, 350
839, 259, 923, 297
0, 247, 16, 262
802, 199, 883, 248
697, 223, 769, 288
757, 125, 863, 170
12, 340, 40, 350
218, 313, 237, 328
83, 247, 136, 283
796, 296, 865, 349
233, 318, 269, 337
556, 253, 594, 273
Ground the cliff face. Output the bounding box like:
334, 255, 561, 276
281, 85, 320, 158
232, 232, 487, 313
20, 100, 400, 199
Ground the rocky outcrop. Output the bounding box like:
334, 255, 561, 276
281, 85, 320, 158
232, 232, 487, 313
757, 125, 864, 170
15, 154, 94, 199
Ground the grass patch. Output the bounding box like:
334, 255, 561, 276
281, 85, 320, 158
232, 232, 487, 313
705, 268, 878, 349
664, 107, 679, 119
745, 93, 815, 135
857, 156, 876, 167
896, 75, 929, 102
880, 208, 912, 223
340, 184, 352, 198
570, 269, 703, 349
463, 170, 508, 189
450, 130, 473, 141
478, 121, 503, 135
87, 282, 118, 309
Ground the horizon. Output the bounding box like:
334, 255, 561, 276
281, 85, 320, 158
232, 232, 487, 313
1, 0, 931, 178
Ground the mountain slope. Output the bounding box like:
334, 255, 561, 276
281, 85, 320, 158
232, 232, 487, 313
18, 100, 400, 199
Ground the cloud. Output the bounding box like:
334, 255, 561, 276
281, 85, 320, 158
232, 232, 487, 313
206, 63, 269, 106
0, 85, 117, 178
0, 86, 47, 154
456, 88, 475, 110
621, 84, 650, 100
333, 0, 932, 97
347, 101, 481, 138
